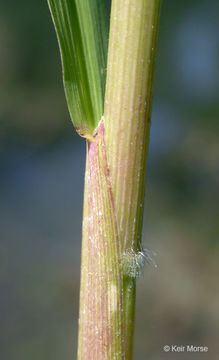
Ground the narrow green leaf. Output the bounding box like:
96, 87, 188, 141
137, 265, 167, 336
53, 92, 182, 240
47, 0, 109, 134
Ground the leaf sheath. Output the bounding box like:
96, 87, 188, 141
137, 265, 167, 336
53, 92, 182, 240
78, 121, 124, 360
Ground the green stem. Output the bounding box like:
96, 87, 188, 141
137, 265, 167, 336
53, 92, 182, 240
104, 0, 161, 358
78, 1, 161, 359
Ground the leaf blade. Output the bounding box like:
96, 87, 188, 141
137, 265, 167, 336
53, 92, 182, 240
47, 0, 109, 133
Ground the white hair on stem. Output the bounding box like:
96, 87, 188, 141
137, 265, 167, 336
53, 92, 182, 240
122, 248, 157, 278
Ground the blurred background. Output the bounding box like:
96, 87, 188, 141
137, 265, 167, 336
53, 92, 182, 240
0, 1, 218, 359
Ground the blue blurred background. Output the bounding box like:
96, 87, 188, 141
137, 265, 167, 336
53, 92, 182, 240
0, 1, 218, 359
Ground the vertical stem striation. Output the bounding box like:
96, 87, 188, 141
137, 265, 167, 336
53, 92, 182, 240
78, 121, 124, 360
78, 1, 161, 359
104, 1, 161, 358
49, 0, 161, 358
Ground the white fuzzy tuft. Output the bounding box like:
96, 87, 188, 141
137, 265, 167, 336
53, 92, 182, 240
122, 248, 157, 278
